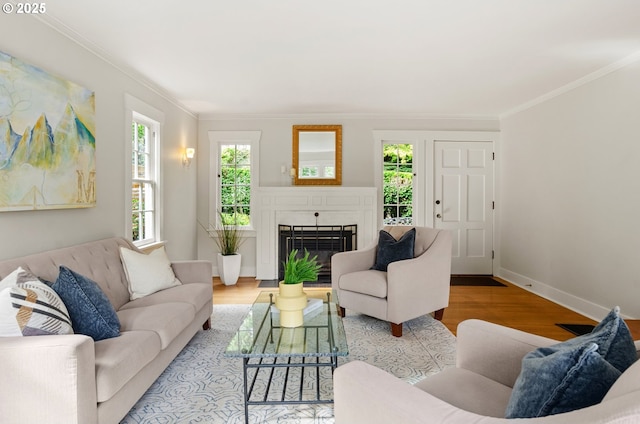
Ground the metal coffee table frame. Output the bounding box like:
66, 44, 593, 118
225, 291, 348, 424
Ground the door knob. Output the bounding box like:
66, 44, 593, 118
436, 214, 442, 219
435, 200, 441, 205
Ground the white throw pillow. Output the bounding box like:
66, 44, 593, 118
0, 273, 74, 337
0, 266, 30, 291
120, 247, 182, 300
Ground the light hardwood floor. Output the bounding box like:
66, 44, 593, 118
212, 277, 637, 341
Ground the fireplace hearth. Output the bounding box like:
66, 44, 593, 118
278, 224, 357, 283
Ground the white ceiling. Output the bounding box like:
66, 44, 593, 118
40, 0, 640, 118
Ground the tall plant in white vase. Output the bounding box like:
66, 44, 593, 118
213, 210, 245, 286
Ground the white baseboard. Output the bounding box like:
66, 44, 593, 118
497, 268, 622, 321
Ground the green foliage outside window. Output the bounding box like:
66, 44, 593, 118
383, 144, 413, 225
220, 144, 251, 226
131, 122, 150, 241
383, 143, 412, 169
132, 198, 140, 240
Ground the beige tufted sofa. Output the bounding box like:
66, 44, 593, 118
0, 237, 213, 424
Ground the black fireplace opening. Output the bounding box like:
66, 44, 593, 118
278, 224, 357, 284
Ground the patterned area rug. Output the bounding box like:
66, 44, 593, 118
121, 305, 456, 423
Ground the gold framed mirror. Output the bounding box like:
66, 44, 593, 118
292, 125, 342, 185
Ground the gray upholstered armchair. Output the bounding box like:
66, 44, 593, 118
331, 226, 452, 337
335, 319, 640, 423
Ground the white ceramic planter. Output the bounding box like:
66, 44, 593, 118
217, 253, 241, 286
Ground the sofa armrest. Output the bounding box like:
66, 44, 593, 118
335, 360, 497, 424
0, 335, 97, 424
331, 243, 377, 290
335, 360, 640, 423
456, 319, 558, 388
171, 260, 213, 284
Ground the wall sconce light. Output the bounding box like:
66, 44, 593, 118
183, 148, 195, 167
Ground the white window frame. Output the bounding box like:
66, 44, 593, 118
208, 131, 261, 231
125, 94, 164, 248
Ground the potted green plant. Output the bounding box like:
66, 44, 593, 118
282, 249, 322, 284
213, 210, 245, 286
275, 249, 322, 327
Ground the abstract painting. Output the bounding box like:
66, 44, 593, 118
0, 50, 95, 211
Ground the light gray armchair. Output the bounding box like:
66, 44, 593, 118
334, 319, 640, 423
331, 226, 452, 337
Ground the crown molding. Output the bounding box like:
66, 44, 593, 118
31, 12, 640, 123
501, 49, 640, 119
197, 111, 499, 122
33, 14, 197, 119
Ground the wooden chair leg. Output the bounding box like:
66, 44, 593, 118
433, 308, 445, 321
391, 322, 402, 337
339, 306, 345, 317
202, 317, 211, 330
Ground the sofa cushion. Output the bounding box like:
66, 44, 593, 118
371, 228, 415, 272
117, 302, 195, 349
0, 271, 73, 337
119, 282, 212, 313
339, 270, 388, 298
94, 330, 162, 402
0, 238, 138, 311
120, 247, 182, 300
603, 357, 640, 402
417, 367, 513, 418
52, 266, 120, 341
505, 307, 636, 418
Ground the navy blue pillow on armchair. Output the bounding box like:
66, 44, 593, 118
371, 228, 416, 272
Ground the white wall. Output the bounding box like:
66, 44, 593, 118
0, 16, 198, 261
196, 116, 499, 272
499, 59, 640, 319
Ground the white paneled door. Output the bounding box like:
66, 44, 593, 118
434, 141, 494, 274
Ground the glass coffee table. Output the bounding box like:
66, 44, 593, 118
224, 290, 348, 424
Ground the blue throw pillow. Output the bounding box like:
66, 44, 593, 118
371, 228, 416, 272
505, 307, 636, 418
505, 342, 621, 418
580, 307, 637, 372
51, 266, 120, 341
